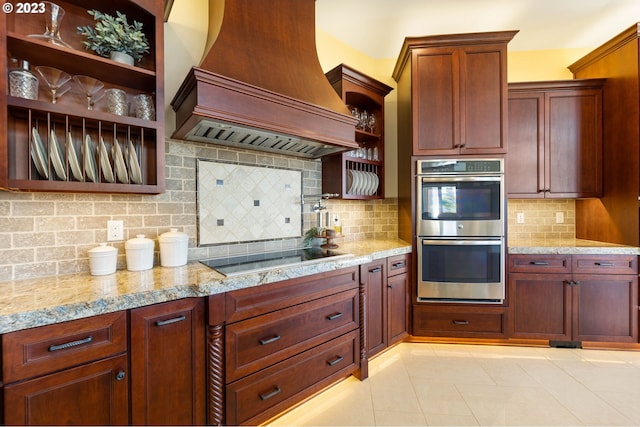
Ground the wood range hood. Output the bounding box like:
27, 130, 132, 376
170, 0, 358, 158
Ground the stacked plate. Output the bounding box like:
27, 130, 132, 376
346, 169, 380, 196
29, 127, 143, 185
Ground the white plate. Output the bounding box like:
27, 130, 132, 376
353, 170, 363, 195
365, 171, 374, 195
346, 170, 354, 194
84, 134, 98, 183
67, 132, 83, 181
112, 138, 129, 184
30, 127, 49, 179
127, 138, 143, 184
98, 137, 115, 183
372, 173, 380, 195
49, 129, 67, 180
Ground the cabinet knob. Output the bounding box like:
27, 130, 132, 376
115, 371, 126, 381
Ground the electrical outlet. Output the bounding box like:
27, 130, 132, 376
107, 220, 124, 241
516, 212, 525, 224
556, 212, 564, 224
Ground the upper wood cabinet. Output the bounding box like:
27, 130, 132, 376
1, 0, 165, 194
507, 80, 604, 198
393, 31, 516, 156
322, 64, 392, 199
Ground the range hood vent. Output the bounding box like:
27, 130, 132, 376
170, 0, 358, 158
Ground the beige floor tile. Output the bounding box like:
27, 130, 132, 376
424, 412, 480, 426
369, 357, 423, 413
411, 379, 473, 416
374, 410, 428, 426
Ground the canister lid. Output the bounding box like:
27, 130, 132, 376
125, 234, 154, 249
88, 242, 117, 255
159, 228, 188, 243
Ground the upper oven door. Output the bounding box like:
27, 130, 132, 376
417, 175, 504, 237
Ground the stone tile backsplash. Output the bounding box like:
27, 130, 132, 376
0, 138, 399, 282
507, 199, 576, 241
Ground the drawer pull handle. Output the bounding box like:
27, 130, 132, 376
369, 267, 383, 273
452, 320, 469, 325
115, 371, 126, 381
391, 261, 406, 269
259, 335, 281, 345
259, 386, 281, 401
327, 356, 344, 366
530, 261, 549, 266
155, 315, 186, 327
326, 312, 343, 321
594, 262, 614, 266
48, 336, 93, 352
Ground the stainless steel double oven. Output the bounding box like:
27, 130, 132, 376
416, 159, 505, 303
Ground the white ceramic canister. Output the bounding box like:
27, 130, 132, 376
159, 228, 189, 267
88, 243, 118, 276
125, 235, 155, 271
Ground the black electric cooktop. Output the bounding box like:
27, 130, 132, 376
200, 248, 351, 277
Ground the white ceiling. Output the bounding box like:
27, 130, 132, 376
315, 0, 640, 59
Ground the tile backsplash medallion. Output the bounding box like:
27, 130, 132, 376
0, 138, 399, 282
507, 199, 576, 241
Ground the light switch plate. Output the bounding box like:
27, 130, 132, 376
516, 212, 525, 224
556, 212, 564, 224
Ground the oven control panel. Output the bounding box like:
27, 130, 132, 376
417, 159, 503, 175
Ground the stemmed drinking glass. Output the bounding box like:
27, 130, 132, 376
367, 114, 376, 134
35, 66, 71, 104
73, 75, 104, 110
28, 2, 72, 48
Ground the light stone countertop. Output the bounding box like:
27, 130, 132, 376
508, 238, 640, 255
0, 239, 411, 334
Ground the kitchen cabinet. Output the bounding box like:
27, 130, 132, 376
393, 31, 516, 156
507, 80, 604, 198
413, 305, 509, 339
129, 298, 205, 426
362, 255, 410, 359
0, 0, 165, 193
322, 64, 392, 199
509, 254, 638, 343
2, 312, 129, 425
224, 267, 360, 426
569, 24, 640, 245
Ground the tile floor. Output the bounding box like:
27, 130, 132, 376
268, 342, 640, 426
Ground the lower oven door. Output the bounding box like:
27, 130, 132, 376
417, 238, 505, 303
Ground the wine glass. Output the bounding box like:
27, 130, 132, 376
368, 114, 376, 133
359, 110, 369, 130
35, 66, 71, 104
73, 75, 104, 110
27, 2, 72, 48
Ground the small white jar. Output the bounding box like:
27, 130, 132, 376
159, 228, 189, 267
125, 235, 154, 271
88, 243, 117, 276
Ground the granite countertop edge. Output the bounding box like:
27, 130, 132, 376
508, 238, 640, 255
0, 239, 411, 334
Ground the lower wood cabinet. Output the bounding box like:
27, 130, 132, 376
129, 298, 206, 426
363, 255, 410, 359
413, 305, 509, 339
2, 312, 129, 425
509, 254, 639, 343
223, 267, 360, 426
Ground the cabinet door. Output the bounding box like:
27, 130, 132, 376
387, 273, 409, 346
460, 44, 507, 154
546, 89, 602, 197
414, 47, 460, 154
362, 260, 387, 357
130, 298, 206, 426
572, 274, 638, 342
509, 273, 572, 340
507, 92, 545, 197
4, 354, 129, 425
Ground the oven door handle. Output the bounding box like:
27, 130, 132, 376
420, 239, 502, 246
420, 176, 502, 183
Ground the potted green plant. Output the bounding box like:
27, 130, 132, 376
303, 227, 325, 247
77, 10, 150, 66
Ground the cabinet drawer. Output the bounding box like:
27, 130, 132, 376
413, 306, 508, 338
572, 254, 638, 275
387, 254, 410, 277
226, 288, 358, 382
226, 267, 358, 323
226, 330, 359, 426
508, 254, 571, 273
2, 311, 127, 383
